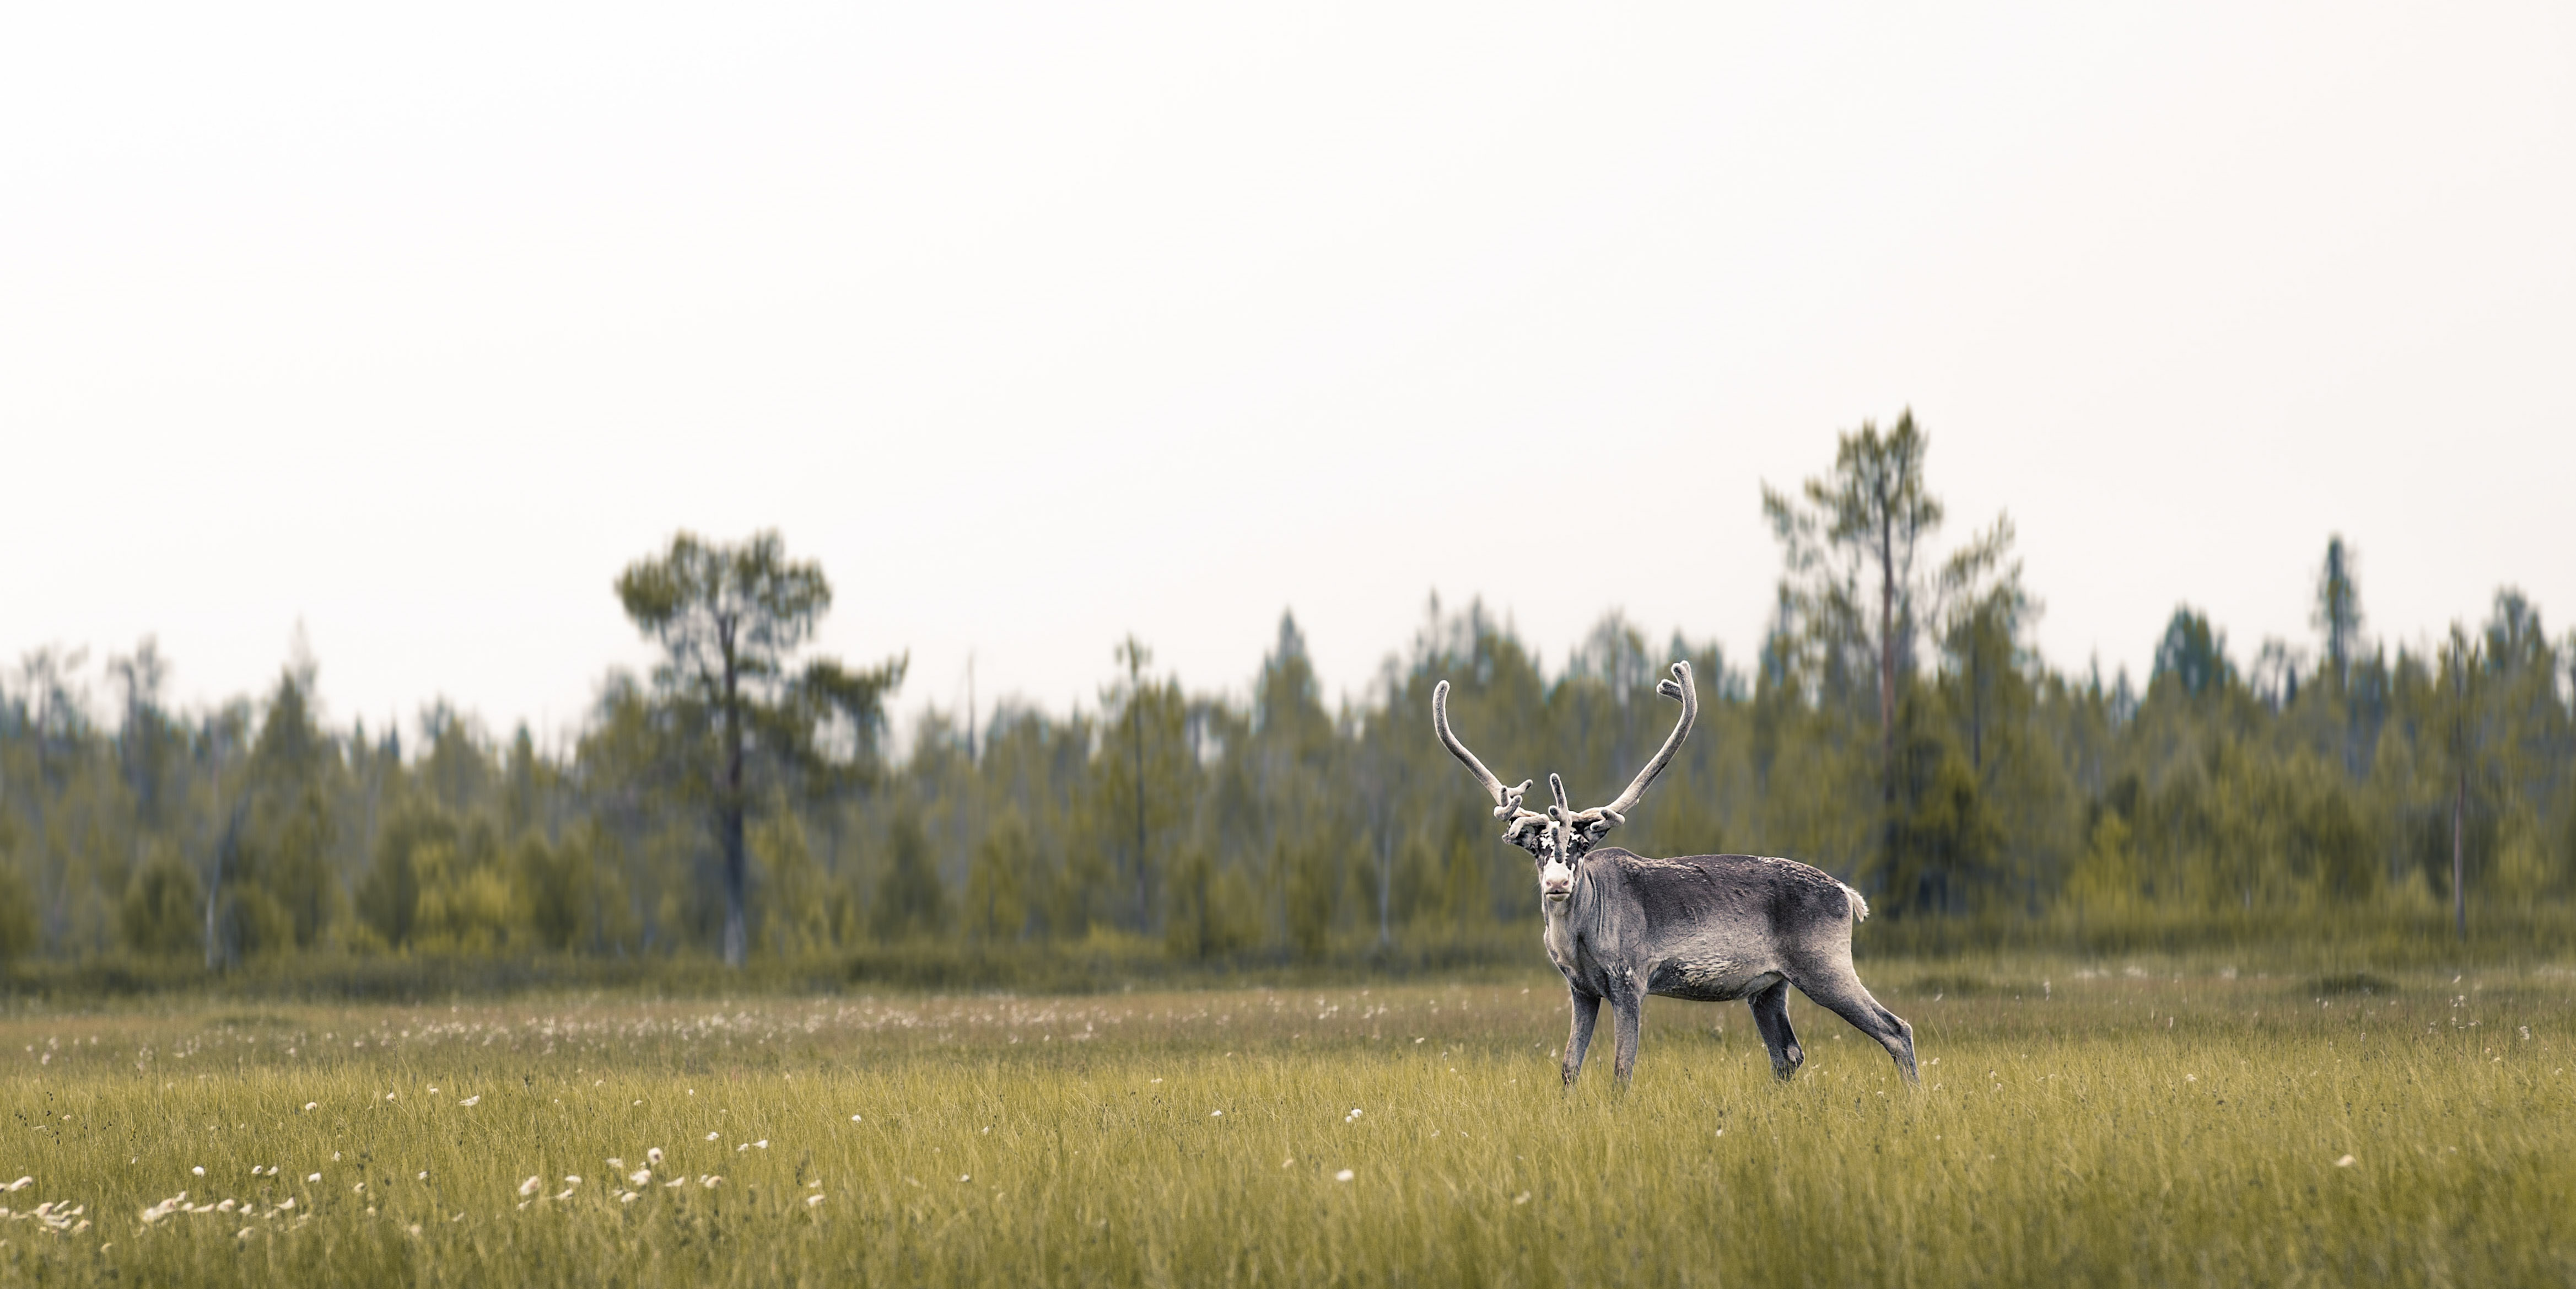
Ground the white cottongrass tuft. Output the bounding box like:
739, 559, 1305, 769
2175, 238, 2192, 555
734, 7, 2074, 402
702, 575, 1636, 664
805, 1194, 824, 1207
1335, 1169, 1355, 1183
2335, 1154, 2358, 1168
700, 1175, 722, 1188
459, 1096, 479, 1107
192, 1167, 206, 1177
1210, 1110, 1224, 1117
307, 1173, 321, 1183
755, 1140, 768, 1150
518, 1177, 541, 1198
618, 1191, 638, 1204
304, 1103, 317, 1111
706, 1132, 719, 1141
628, 1169, 653, 1187
564, 1175, 581, 1186
646, 1148, 665, 1167
850, 1115, 862, 1122
959, 1174, 971, 1183
417, 1171, 428, 1180
3, 1177, 31, 1192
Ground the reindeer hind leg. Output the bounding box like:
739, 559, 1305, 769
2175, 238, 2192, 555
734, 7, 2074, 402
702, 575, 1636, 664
1791, 958, 1918, 1084
1748, 978, 1803, 1081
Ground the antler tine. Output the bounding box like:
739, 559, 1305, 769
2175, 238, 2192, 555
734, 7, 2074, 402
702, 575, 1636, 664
1547, 773, 1573, 861
1597, 660, 1699, 819
1433, 680, 1530, 818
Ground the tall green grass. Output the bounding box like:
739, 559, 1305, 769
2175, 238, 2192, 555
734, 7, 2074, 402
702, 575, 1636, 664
4, 966, 2573, 1285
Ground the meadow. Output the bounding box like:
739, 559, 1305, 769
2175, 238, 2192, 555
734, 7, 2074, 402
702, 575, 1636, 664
3, 962, 2573, 1287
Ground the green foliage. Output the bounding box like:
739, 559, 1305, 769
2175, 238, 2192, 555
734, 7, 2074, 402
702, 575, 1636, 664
118, 841, 201, 956
2316, 534, 2364, 684
0, 855, 36, 965
751, 812, 832, 957
1161, 842, 1256, 959
614, 529, 905, 965
2153, 606, 2235, 700
359, 798, 443, 949
965, 803, 1034, 943
4, 444, 2574, 977
515, 829, 590, 952
872, 807, 947, 941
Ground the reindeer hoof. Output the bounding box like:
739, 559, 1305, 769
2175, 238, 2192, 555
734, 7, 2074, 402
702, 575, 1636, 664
1772, 1044, 1804, 1081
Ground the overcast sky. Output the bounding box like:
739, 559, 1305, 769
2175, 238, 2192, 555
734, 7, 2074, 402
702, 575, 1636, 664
5, 3, 2571, 745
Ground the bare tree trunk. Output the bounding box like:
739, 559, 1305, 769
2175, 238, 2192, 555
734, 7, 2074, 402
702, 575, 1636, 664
1131, 699, 1147, 932
720, 836, 747, 962
203, 856, 221, 971
1878, 517, 1899, 896
1879, 526, 1896, 805
2453, 766, 2466, 941
1377, 827, 1392, 949
721, 797, 747, 966
205, 775, 236, 973
720, 624, 748, 968
204, 769, 222, 973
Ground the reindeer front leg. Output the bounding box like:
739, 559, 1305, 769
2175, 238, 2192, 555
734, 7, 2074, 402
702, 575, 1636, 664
1609, 970, 1645, 1085
1563, 989, 1600, 1086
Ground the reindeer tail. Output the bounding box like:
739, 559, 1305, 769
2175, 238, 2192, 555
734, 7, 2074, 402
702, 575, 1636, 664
1839, 882, 1869, 923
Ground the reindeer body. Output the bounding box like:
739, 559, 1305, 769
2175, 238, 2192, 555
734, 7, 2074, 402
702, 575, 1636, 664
1543, 849, 1840, 1001
1539, 846, 1916, 1085
1435, 662, 1918, 1087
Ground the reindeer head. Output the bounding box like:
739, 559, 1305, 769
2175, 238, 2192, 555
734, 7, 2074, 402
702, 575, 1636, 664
1431, 662, 1698, 901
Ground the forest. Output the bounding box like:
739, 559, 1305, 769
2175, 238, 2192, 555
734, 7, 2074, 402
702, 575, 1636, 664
4, 419, 2572, 978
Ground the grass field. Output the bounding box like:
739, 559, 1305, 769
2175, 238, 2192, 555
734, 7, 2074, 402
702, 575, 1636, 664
4, 962, 2573, 1286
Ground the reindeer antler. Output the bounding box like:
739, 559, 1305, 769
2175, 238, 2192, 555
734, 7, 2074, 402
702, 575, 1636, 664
1545, 772, 1575, 864
1598, 661, 1697, 819
1432, 679, 1548, 851
1560, 661, 1697, 848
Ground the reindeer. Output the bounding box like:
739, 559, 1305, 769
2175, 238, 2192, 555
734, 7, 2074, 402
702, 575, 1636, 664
1432, 661, 1918, 1087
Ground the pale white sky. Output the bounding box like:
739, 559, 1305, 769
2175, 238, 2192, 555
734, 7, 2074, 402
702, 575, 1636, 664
5, 3, 2571, 745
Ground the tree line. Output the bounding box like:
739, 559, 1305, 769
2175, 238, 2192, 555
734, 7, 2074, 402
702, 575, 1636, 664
3, 421, 2572, 970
